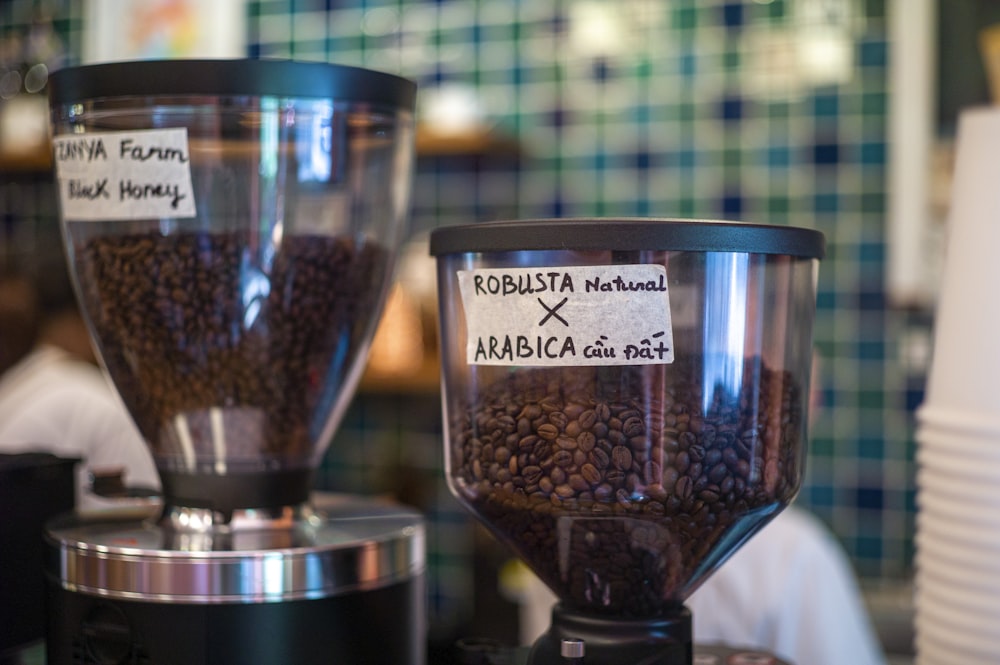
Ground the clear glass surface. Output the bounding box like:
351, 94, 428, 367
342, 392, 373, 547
51, 94, 414, 479
435, 246, 818, 617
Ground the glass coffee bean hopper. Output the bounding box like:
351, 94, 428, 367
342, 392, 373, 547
43, 60, 425, 665
431, 219, 824, 665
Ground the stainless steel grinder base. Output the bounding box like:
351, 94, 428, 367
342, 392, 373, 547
44, 494, 426, 665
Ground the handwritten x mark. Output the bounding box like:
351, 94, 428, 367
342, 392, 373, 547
538, 297, 569, 327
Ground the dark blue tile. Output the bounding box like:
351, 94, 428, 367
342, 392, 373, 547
857, 289, 885, 310
816, 289, 836, 309
549, 107, 569, 128
547, 194, 565, 217
549, 9, 568, 34
633, 150, 652, 170
813, 142, 840, 165
856, 487, 884, 510
905, 386, 925, 412
592, 57, 612, 81
721, 2, 744, 27
722, 191, 743, 216
719, 95, 743, 122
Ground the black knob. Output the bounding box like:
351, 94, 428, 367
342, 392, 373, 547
81, 603, 136, 665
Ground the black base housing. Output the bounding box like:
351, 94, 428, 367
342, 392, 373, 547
528, 604, 692, 665
45, 576, 425, 665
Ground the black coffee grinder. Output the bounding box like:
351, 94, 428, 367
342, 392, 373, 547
430, 219, 824, 665
43, 59, 424, 665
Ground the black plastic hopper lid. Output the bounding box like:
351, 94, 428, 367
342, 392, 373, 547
429, 218, 825, 259
47, 58, 417, 109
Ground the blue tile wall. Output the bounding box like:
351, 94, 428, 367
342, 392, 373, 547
1, 0, 920, 642
252, 0, 916, 584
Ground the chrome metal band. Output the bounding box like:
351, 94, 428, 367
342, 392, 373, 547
46, 496, 425, 604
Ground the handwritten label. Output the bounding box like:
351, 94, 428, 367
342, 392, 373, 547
458, 265, 675, 366
52, 128, 196, 221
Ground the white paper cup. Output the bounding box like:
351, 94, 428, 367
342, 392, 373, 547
918, 441, 1000, 476
917, 428, 1000, 466
918, 404, 1000, 440
923, 107, 1000, 415
916, 448, 1000, 489
917, 508, 1000, 550
916, 546, 1000, 593
916, 466, 1000, 507
918, 488, 1000, 530
918, 569, 1000, 615
916, 626, 998, 665
918, 599, 1000, 644
915, 607, 1000, 661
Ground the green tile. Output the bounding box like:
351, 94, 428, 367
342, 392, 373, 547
723, 48, 740, 71
860, 92, 885, 115
764, 0, 787, 22
766, 196, 790, 214
673, 6, 697, 30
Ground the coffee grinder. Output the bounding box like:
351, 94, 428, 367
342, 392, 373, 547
43, 59, 424, 665
430, 219, 824, 665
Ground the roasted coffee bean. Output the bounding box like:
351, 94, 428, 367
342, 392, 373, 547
587, 447, 610, 469
548, 411, 569, 430
611, 445, 633, 471
537, 423, 559, 440
623, 416, 645, 438
578, 409, 598, 430
77, 231, 388, 460
581, 463, 602, 486
675, 451, 691, 474
553, 449, 574, 468
556, 436, 578, 451
675, 475, 694, 500
448, 359, 804, 617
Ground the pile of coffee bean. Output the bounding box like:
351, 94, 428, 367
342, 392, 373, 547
446, 358, 803, 617
74, 230, 389, 465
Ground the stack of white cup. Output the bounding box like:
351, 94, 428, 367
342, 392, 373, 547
915, 107, 1000, 664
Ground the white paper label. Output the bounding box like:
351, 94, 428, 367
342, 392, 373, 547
52, 128, 197, 221
458, 265, 675, 366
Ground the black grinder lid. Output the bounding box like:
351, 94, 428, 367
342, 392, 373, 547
429, 218, 825, 258
48, 58, 417, 109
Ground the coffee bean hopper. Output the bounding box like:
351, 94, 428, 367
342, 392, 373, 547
43, 60, 424, 664
430, 219, 824, 665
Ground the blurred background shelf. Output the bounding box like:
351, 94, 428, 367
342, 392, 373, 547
0, 125, 519, 176
0, 147, 50, 173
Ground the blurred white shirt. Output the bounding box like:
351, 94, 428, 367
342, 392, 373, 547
514, 505, 887, 665
0, 345, 159, 509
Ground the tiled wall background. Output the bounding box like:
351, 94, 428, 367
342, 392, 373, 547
247, 0, 916, 573
2, 0, 924, 645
